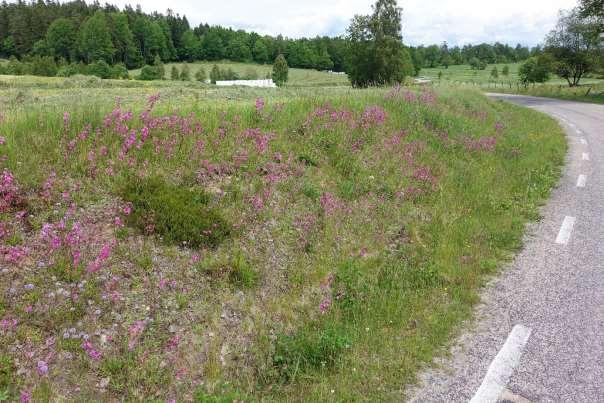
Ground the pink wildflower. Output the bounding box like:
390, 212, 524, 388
122, 202, 133, 215
82, 340, 102, 361
255, 97, 265, 112
128, 320, 146, 351
319, 297, 332, 314
37, 360, 49, 376
20, 390, 31, 403
0, 136, 5, 145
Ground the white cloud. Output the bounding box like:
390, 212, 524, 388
109, 0, 579, 45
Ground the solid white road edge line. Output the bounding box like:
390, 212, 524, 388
577, 175, 587, 188
556, 216, 577, 245
470, 325, 532, 403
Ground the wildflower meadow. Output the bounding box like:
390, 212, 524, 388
0, 83, 565, 401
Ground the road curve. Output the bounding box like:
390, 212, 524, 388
408, 94, 604, 403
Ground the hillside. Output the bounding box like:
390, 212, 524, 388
0, 82, 565, 401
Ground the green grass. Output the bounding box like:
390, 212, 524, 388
421, 63, 604, 104
0, 81, 566, 401
421, 63, 604, 86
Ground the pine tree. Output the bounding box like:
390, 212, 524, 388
171, 65, 179, 80
180, 63, 191, 80
272, 54, 288, 86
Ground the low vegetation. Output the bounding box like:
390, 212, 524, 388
0, 82, 565, 400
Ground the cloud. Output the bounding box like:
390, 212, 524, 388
104, 0, 579, 45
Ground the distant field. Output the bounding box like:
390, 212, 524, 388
421, 63, 604, 87
130, 61, 350, 87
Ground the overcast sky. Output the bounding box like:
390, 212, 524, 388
108, 0, 579, 46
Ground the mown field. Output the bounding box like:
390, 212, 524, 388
0, 78, 566, 401
421, 63, 604, 86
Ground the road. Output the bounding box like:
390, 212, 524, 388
408, 94, 604, 403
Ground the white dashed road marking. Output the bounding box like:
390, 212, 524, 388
577, 175, 587, 188
580, 138, 587, 145
582, 153, 590, 161
556, 216, 576, 245
470, 325, 532, 403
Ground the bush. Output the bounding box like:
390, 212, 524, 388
112, 63, 129, 79
138, 65, 163, 81
171, 65, 179, 80
194, 67, 207, 82
30, 55, 58, 77
272, 54, 288, 87
491, 66, 499, 79
502, 65, 510, 76
519, 56, 551, 84
57, 63, 80, 77
180, 64, 191, 81
210, 64, 220, 84
88, 60, 112, 79
120, 176, 231, 249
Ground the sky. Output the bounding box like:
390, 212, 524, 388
107, 0, 580, 46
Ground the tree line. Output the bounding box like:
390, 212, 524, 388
0, 0, 543, 79
0, 0, 347, 72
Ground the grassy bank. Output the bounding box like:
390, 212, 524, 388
0, 84, 565, 401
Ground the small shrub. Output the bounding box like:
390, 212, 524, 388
120, 176, 231, 248
88, 60, 112, 79
180, 64, 191, 81
273, 326, 350, 381
138, 65, 163, 81
112, 63, 129, 79
171, 65, 180, 80
210, 64, 221, 84
195, 67, 207, 82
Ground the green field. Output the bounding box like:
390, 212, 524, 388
130, 61, 350, 87
421, 63, 604, 86
0, 76, 566, 401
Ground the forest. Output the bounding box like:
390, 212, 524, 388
0, 0, 536, 77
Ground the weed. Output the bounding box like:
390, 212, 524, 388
228, 250, 258, 288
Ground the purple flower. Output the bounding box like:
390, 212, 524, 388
255, 97, 265, 112
37, 360, 49, 376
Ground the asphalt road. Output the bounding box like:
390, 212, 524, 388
408, 94, 604, 403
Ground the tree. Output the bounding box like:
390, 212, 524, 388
171, 65, 180, 80
78, 11, 115, 63
180, 63, 191, 80
491, 66, 499, 78
253, 38, 269, 64
578, 0, 604, 19
272, 54, 289, 86
108, 13, 141, 68
195, 67, 207, 82
88, 59, 112, 79
518, 56, 551, 84
469, 57, 486, 70
201, 30, 224, 60
502, 65, 510, 76
210, 64, 221, 84
46, 18, 77, 61
346, 0, 410, 87
545, 9, 600, 86
180, 30, 202, 61
153, 54, 165, 79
